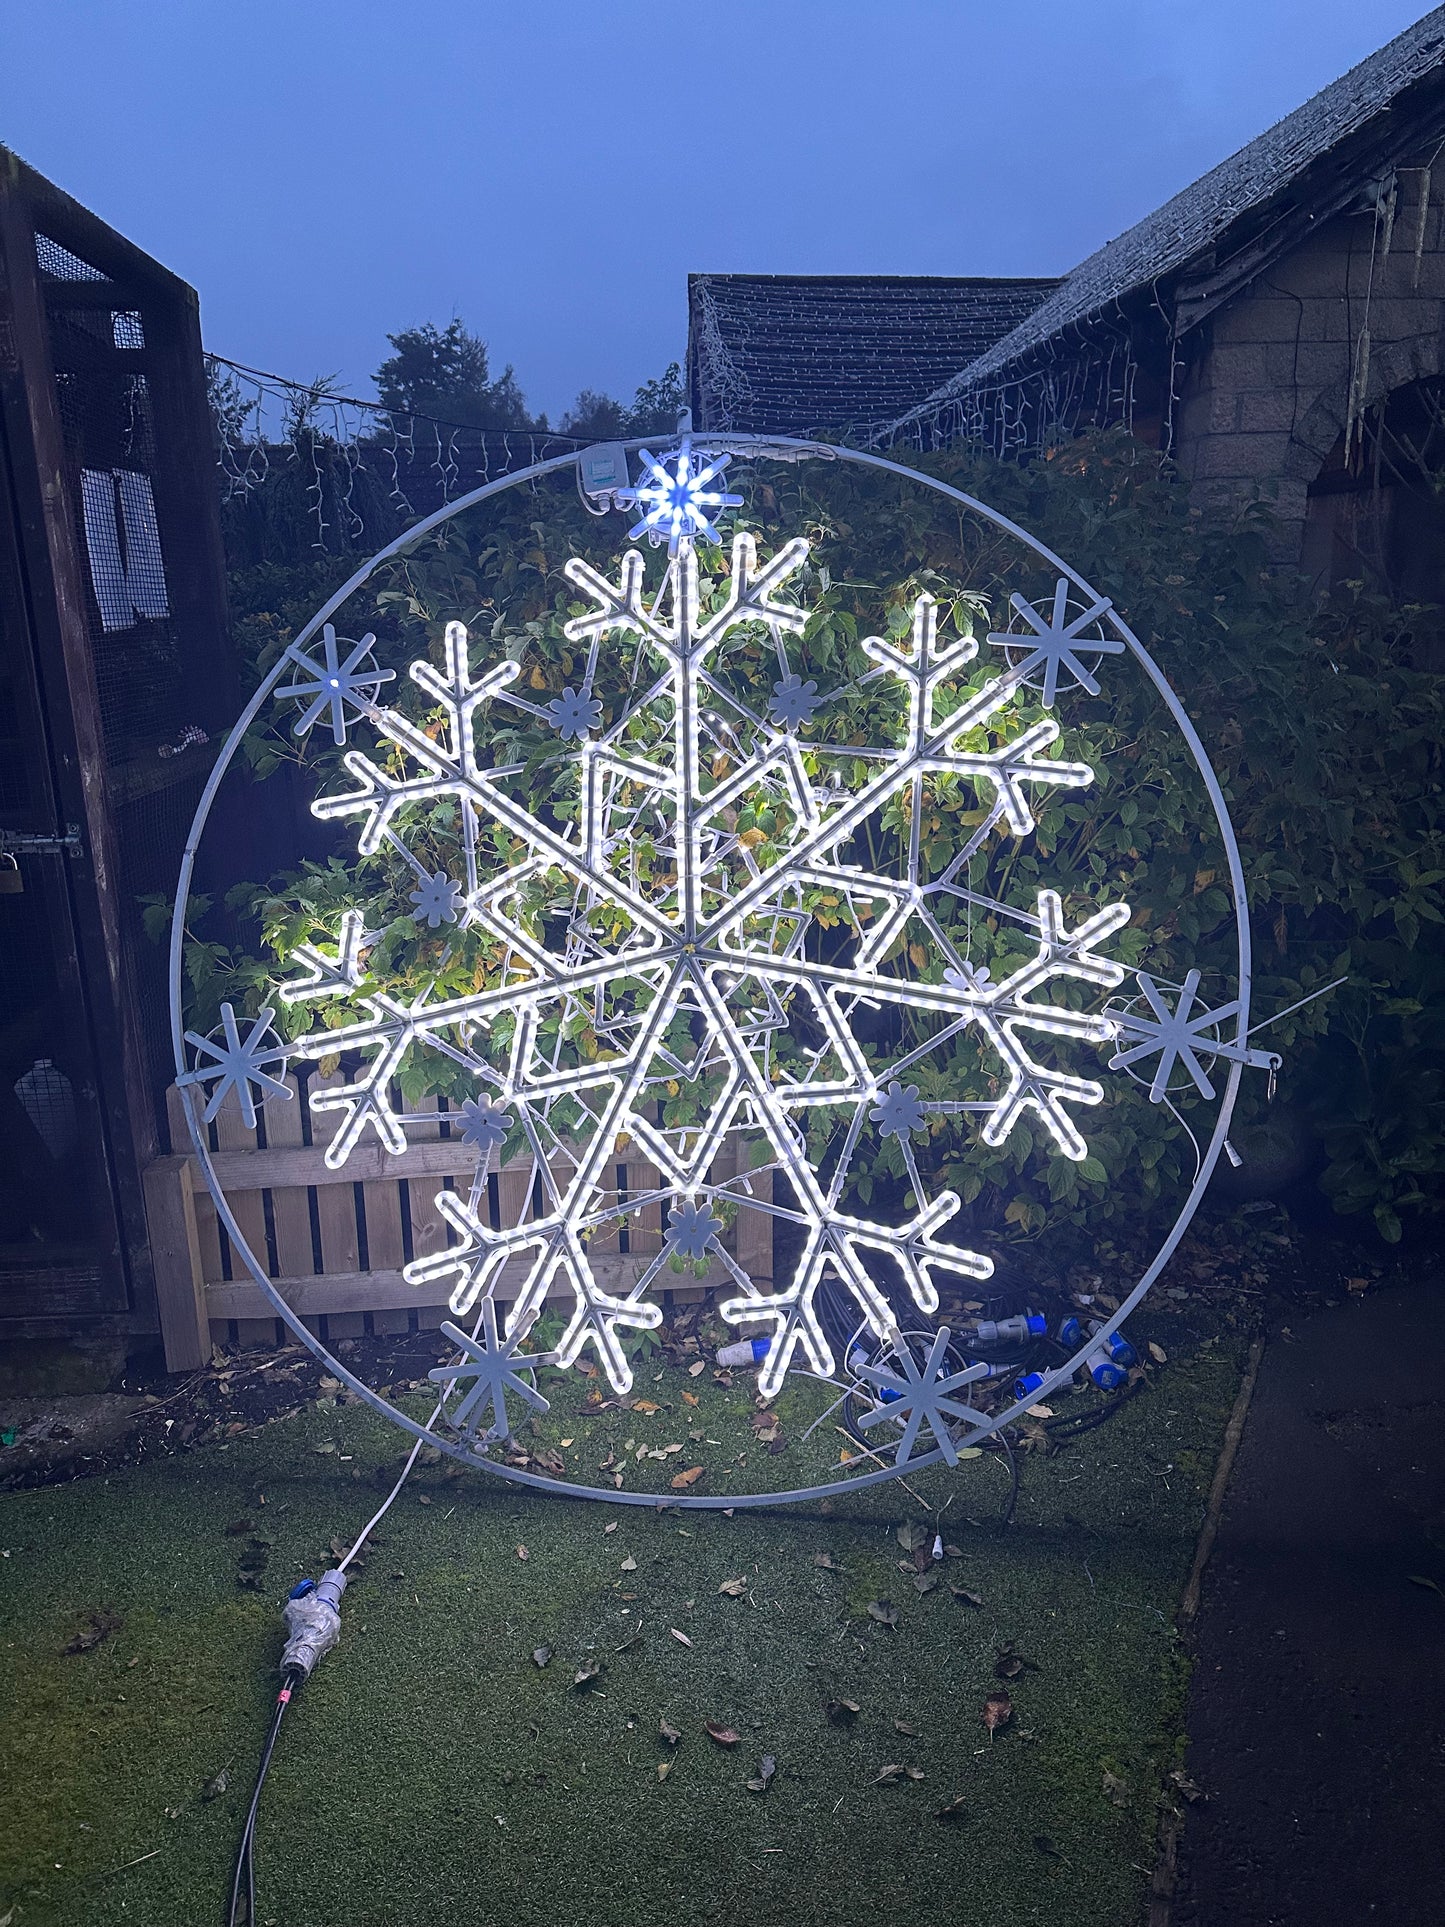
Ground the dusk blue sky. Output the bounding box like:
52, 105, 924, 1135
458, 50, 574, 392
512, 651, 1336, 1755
0, 3, 1429, 422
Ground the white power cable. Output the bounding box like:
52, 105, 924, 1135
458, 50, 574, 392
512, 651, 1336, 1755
336, 1391, 446, 1574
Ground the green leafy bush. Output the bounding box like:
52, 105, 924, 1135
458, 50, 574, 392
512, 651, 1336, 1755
187, 432, 1441, 1244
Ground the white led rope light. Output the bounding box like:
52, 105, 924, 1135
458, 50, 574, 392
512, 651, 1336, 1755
171, 437, 1280, 1505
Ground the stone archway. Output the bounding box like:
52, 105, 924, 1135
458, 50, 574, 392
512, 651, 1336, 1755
1288, 329, 1445, 579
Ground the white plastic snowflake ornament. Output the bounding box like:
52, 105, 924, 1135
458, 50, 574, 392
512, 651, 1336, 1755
277, 622, 395, 744
179, 1001, 291, 1129
428, 1301, 552, 1442
174, 435, 1294, 1501
855, 1329, 993, 1467
624, 439, 743, 551
261, 489, 1161, 1406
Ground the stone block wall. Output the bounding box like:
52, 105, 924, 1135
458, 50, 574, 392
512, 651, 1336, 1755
1173, 150, 1445, 560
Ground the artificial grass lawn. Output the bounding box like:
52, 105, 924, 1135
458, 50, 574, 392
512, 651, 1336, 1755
0, 1333, 1241, 1927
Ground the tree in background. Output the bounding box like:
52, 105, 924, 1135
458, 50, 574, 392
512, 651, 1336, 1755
560, 361, 686, 440
374, 318, 533, 431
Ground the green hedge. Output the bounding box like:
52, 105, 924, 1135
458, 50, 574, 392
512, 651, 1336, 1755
173, 433, 1442, 1245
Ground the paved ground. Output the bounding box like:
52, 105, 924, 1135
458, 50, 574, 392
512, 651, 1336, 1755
1174, 1267, 1445, 1927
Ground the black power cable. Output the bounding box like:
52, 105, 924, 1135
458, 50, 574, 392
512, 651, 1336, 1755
228, 1666, 303, 1927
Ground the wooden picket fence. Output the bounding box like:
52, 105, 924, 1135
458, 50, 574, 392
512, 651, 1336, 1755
142, 1071, 773, 1371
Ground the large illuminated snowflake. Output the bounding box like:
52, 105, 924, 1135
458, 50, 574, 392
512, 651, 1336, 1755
187, 449, 1278, 1412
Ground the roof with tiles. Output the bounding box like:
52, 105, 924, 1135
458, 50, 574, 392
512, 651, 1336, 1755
878, 8, 1445, 438
687, 274, 1062, 434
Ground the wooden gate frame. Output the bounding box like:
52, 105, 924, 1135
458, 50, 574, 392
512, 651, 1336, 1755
145, 1076, 773, 1371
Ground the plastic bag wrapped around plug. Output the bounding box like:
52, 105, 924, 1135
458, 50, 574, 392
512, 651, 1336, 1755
280, 1568, 347, 1678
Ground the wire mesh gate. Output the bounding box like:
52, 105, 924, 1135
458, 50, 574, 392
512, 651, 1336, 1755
0, 146, 238, 1340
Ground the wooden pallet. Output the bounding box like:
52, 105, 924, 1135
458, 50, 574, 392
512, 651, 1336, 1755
143, 1074, 774, 1370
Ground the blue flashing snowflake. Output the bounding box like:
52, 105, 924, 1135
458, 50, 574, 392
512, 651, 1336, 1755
409, 871, 464, 928
276, 623, 395, 745
627, 441, 742, 553
870, 1080, 926, 1140
986, 578, 1125, 709
768, 674, 821, 729
179, 1001, 292, 1131
1109, 970, 1255, 1103
457, 1097, 513, 1154
545, 686, 604, 739
428, 1303, 551, 1443
855, 1329, 992, 1467
664, 1198, 724, 1260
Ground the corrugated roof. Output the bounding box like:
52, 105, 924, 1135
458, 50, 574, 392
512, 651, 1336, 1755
688, 274, 1061, 433
881, 7, 1445, 436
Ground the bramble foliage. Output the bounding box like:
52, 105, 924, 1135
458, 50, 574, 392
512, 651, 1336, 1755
188, 433, 1442, 1243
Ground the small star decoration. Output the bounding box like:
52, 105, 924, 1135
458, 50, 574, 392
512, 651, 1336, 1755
276, 623, 394, 745
179, 1002, 292, 1129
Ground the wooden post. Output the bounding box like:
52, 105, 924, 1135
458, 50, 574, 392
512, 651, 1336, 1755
141, 1154, 208, 1371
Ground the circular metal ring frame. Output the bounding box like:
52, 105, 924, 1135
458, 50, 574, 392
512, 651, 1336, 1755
169, 435, 1251, 1508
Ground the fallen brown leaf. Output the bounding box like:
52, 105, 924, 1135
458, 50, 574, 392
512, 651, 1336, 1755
949, 1585, 985, 1609
718, 1578, 748, 1597
935, 1793, 969, 1824
669, 1628, 693, 1648
867, 1600, 900, 1628
671, 1465, 704, 1488
531, 1646, 552, 1669
62, 1607, 123, 1657
983, 1691, 1013, 1736
621, 1555, 638, 1571
812, 1550, 842, 1571
825, 1696, 860, 1723
745, 1754, 776, 1793
515, 1544, 528, 1561
1102, 1768, 1129, 1807
705, 1721, 740, 1747
659, 1717, 682, 1746
1147, 1342, 1168, 1365
573, 1657, 603, 1687
656, 1758, 674, 1781
894, 1718, 918, 1735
